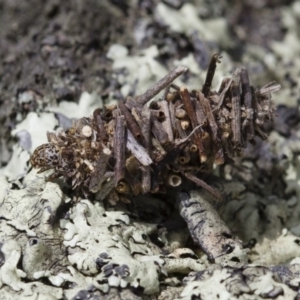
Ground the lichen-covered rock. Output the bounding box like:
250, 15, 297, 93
60, 199, 165, 294
71, 286, 144, 300
0, 174, 67, 298
0, 239, 63, 298
179, 264, 300, 300
0, 172, 68, 279
249, 229, 300, 265
223, 192, 288, 242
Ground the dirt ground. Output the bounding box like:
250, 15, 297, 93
0, 0, 292, 163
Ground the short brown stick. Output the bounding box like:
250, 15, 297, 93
196, 91, 224, 164
141, 105, 151, 193
152, 118, 169, 144
126, 129, 153, 166
202, 53, 221, 97
136, 66, 187, 106
160, 100, 174, 142
231, 71, 242, 147
175, 119, 187, 139
168, 101, 177, 135
183, 172, 223, 202
93, 108, 107, 141
180, 86, 207, 163
241, 68, 254, 140
89, 151, 111, 193
119, 101, 143, 141
196, 92, 219, 143
114, 113, 126, 186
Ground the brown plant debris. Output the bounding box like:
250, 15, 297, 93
30, 54, 280, 202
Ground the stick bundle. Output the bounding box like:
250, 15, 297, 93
31, 55, 280, 202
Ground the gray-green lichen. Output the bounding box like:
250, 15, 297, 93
0, 172, 67, 298
178, 263, 300, 300
60, 199, 163, 294
1, 169, 213, 298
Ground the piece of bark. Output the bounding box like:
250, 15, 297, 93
194, 98, 207, 127
258, 82, 281, 96
178, 190, 243, 262
196, 92, 219, 144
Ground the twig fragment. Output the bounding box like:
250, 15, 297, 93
159, 100, 174, 142
136, 66, 187, 106
141, 105, 152, 193
240, 68, 254, 141
231, 70, 242, 147
180, 86, 206, 162
113, 112, 126, 186
183, 172, 223, 202
118, 101, 143, 142
126, 129, 152, 166
202, 53, 222, 97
